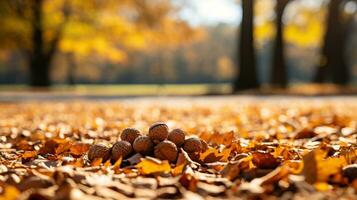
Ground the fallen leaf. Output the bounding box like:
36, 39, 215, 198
136, 157, 171, 175
91, 158, 103, 167
112, 156, 122, 173
22, 151, 37, 159
252, 151, 281, 169
55, 141, 72, 155
70, 143, 90, 157
0, 185, 20, 200
314, 182, 332, 191
39, 139, 61, 155
301, 149, 348, 184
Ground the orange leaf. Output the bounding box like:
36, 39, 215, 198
314, 182, 333, 191
14, 140, 32, 151
22, 151, 37, 159
70, 143, 90, 157
252, 152, 281, 169
39, 139, 60, 155
208, 131, 234, 146
0, 185, 20, 200
136, 157, 171, 175
173, 153, 187, 176
301, 149, 347, 183
200, 148, 222, 163
71, 157, 84, 167
112, 157, 122, 173
103, 159, 111, 167
55, 142, 72, 155
91, 158, 103, 167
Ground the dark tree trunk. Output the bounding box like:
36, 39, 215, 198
29, 57, 51, 86
331, 10, 353, 85
271, 0, 290, 88
66, 53, 76, 85
27, 0, 70, 87
233, 0, 259, 92
29, 0, 52, 87
313, 0, 350, 85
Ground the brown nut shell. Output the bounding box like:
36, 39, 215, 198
88, 144, 111, 161
200, 139, 209, 152
168, 128, 185, 147
183, 137, 202, 153
342, 164, 357, 182
133, 136, 154, 155
120, 128, 141, 144
111, 141, 132, 161
148, 122, 169, 144
154, 140, 178, 163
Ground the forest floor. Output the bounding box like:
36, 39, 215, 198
0, 96, 356, 199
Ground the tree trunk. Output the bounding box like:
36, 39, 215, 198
271, 0, 290, 88
29, 0, 52, 87
233, 0, 259, 92
29, 57, 51, 86
331, 9, 353, 85
66, 53, 76, 85
27, 0, 69, 87
313, 0, 349, 85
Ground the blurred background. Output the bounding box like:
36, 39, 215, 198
0, 0, 356, 95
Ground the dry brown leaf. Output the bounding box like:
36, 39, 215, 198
39, 139, 61, 155
55, 141, 72, 155
252, 152, 281, 169
70, 143, 90, 157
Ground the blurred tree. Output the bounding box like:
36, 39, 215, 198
313, 0, 355, 85
271, 0, 290, 88
0, 0, 70, 86
234, 0, 259, 92
0, 0, 199, 86
66, 52, 76, 85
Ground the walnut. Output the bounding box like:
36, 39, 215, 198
154, 140, 178, 163
148, 122, 169, 144
342, 164, 357, 182
183, 137, 202, 153
187, 152, 200, 162
200, 139, 209, 152
133, 136, 154, 155
88, 144, 111, 161
111, 141, 132, 161
120, 128, 141, 144
168, 128, 185, 147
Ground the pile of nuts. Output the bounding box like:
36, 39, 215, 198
87, 122, 208, 164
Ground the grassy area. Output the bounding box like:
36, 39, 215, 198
0, 84, 233, 96
1, 83, 356, 96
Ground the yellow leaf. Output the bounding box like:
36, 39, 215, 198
91, 158, 103, 167
0, 185, 20, 200
314, 182, 333, 191
112, 156, 122, 173
136, 157, 171, 175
